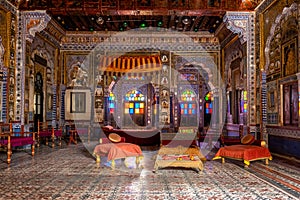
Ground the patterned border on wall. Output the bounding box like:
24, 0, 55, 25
223, 11, 256, 131
60, 32, 220, 52
267, 127, 300, 140
0, 0, 17, 15
255, 0, 278, 13
15, 11, 50, 124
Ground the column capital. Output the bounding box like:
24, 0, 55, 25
21, 11, 51, 43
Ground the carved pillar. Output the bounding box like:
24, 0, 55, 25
296, 73, 300, 127
223, 12, 256, 134
16, 11, 50, 125
260, 70, 267, 142
226, 90, 233, 124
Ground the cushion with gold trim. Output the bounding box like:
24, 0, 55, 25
241, 134, 255, 145
108, 133, 121, 143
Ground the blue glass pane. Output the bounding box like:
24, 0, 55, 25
184, 109, 188, 115
110, 103, 114, 108
189, 104, 192, 109
135, 103, 140, 108
192, 109, 195, 114
180, 104, 184, 109
129, 108, 134, 114
206, 109, 209, 114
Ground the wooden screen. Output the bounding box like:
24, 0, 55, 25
284, 82, 298, 126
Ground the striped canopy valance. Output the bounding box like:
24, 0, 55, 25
98, 55, 162, 73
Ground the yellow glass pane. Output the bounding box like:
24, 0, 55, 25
129, 103, 134, 108
140, 103, 144, 108
135, 108, 140, 114
124, 109, 129, 114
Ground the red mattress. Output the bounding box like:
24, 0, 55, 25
93, 143, 143, 161
214, 145, 272, 162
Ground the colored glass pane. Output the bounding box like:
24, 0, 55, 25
129, 108, 134, 114
181, 89, 196, 101
124, 90, 145, 114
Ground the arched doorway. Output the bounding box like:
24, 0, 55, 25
179, 89, 197, 127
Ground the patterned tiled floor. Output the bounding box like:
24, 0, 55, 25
0, 141, 299, 200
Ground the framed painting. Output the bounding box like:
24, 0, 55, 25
65, 88, 91, 120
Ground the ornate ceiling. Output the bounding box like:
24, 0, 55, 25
9, 0, 259, 32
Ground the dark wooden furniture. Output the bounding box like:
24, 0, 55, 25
37, 120, 62, 147
67, 123, 90, 145
0, 123, 35, 164
220, 124, 243, 146
101, 126, 160, 146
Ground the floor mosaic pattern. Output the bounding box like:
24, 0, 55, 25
0, 142, 299, 200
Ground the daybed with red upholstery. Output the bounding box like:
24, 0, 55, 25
213, 134, 272, 166
93, 133, 143, 169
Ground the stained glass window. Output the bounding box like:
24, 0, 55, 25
124, 90, 145, 114
108, 92, 115, 113
242, 91, 247, 113
180, 90, 196, 115
205, 92, 213, 114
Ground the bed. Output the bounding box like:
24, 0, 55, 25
154, 145, 205, 173
213, 144, 272, 166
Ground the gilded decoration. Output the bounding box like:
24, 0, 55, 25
282, 38, 297, 77
267, 81, 277, 112
264, 2, 298, 73
23, 11, 51, 43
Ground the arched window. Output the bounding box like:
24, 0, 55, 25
180, 89, 197, 126
124, 90, 146, 127
204, 91, 213, 127
205, 91, 213, 114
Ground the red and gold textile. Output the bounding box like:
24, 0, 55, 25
93, 143, 143, 161
213, 145, 272, 163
